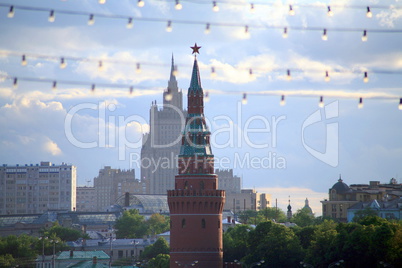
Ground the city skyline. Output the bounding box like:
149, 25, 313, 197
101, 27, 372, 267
1, 0, 402, 215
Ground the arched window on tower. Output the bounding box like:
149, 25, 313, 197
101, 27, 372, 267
200, 181, 205, 190
182, 219, 186, 228
201, 219, 206, 229
184, 181, 188, 190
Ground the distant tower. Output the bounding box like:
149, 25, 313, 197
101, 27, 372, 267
302, 198, 313, 215
168, 44, 225, 268
287, 196, 292, 221
141, 55, 186, 194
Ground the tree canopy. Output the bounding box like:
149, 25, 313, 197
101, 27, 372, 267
114, 210, 170, 239
223, 215, 402, 268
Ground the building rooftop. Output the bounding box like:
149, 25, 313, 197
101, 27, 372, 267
331, 178, 351, 193
57, 250, 110, 260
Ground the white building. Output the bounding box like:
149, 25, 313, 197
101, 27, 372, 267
0, 161, 76, 214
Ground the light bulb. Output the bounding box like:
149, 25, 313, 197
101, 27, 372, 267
21, 55, 27, 66
325, 71, 330, 82
127, 18, 133, 29
136, 63, 141, 73
211, 67, 217, 78
137, 0, 145, 8
249, 68, 253, 78
366, 6, 372, 18
282, 27, 288, 38
319, 96, 324, 108
362, 30, 368, 42
204, 92, 210, 102
165, 91, 173, 101
173, 65, 178, 76
13, 78, 18, 88
363, 72, 369, 83
288, 5, 295, 16
60, 58, 67, 69
175, 0, 182, 10
327, 6, 333, 17
98, 61, 104, 71
399, 98, 402, 110
99, 0, 106, 4
205, 23, 211, 34
212, 1, 219, 12
91, 84, 95, 92
322, 29, 328, 41
88, 14, 95, 25
52, 81, 57, 90
286, 69, 291, 81
250, 3, 255, 12
166, 21, 172, 32
280, 95, 286, 106
358, 97, 363, 109
244, 25, 250, 38
242, 93, 247, 105
7, 6, 14, 18
48, 10, 55, 22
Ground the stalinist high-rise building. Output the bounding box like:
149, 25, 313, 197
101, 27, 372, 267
141, 56, 186, 194
168, 44, 225, 268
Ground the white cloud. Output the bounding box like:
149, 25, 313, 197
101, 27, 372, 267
43, 138, 62, 155
376, 8, 402, 28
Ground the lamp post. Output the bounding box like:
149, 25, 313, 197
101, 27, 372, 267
300, 261, 314, 268
328, 260, 344, 268
39, 236, 48, 268
379, 261, 394, 268
175, 260, 199, 267
50, 239, 58, 268
234, 260, 265, 268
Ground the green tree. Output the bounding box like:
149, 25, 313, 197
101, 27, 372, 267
140, 237, 169, 260
292, 209, 315, 227
0, 234, 38, 267
146, 214, 170, 236
352, 207, 379, 222
44, 222, 89, 241
294, 225, 319, 249
223, 224, 253, 262
257, 207, 287, 223
148, 253, 170, 268
244, 221, 303, 267
115, 209, 147, 238
305, 220, 339, 267
237, 210, 258, 224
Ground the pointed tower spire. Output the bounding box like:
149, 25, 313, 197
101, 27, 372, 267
163, 54, 182, 109
169, 54, 178, 88
189, 58, 202, 94
287, 196, 292, 221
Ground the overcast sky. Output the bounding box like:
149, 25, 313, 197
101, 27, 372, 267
0, 0, 401, 214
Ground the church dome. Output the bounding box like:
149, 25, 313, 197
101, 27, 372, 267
331, 178, 350, 193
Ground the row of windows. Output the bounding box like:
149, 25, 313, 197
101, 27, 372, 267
179, 218, 221, 229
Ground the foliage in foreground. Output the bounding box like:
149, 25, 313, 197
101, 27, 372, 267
224, 216, 402, 268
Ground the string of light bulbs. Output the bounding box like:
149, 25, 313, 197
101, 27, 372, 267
1, 74, 401, 110
2, 3, 402, 39
96, 0, 402, 15
3, 50, 402, 83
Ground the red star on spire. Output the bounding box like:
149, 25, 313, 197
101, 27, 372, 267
191, 43, 201, 54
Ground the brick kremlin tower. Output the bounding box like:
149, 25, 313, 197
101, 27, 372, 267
167, 44, 225, 268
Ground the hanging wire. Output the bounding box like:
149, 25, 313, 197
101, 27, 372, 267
1, 4, 402, 36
